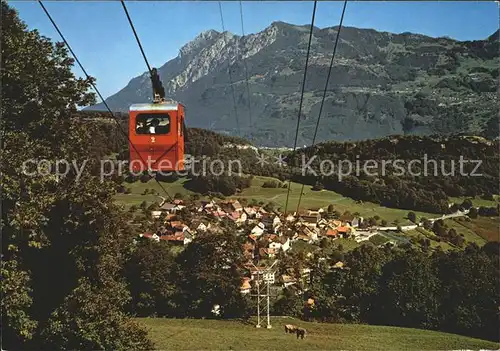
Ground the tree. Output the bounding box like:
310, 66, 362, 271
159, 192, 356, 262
407, 211, 417, 223
434, 246, 499, 341
1, 2, 152, 348
124, 240, 178, 317
139, 172, 152, 183
368, 217, 377, 227
469, 207, 478, 219
312, 181, 324, 191
340, 245, 393, 322
461, 198, 473, 210
175, 231, 249, 318
374, 249, 440, 329
327, 204, 334, 213
147, 202, 160, 212
273, 288, 304, 318
319, 237, 330, 249
174, 192, 184, 199
263, 201, 276, 212
422, 217, 432, 230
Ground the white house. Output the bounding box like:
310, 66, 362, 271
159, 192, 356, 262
231, 200, 243, 212
251, 223, 265, 236
273, 216, 282, 228
269, 241, 282, 250
352, 217, 364, 228
235, 212, 247, 226
195, 222, 208, 232
174, 204, 186, 211
151, 210, 162, 219
280, 237, 291, 252
244, 207, 257, 217
281, 274, 297, 288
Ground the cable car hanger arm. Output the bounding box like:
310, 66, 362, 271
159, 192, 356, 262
151, 67, 166, 103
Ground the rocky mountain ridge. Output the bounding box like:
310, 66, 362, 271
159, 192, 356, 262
86, 22, 499, 146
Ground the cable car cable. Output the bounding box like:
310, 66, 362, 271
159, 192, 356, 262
38, 0, 174, 203
120, 0, 153, 76
283, 0, 318, 215
120, 1, 189, 176
218, 1, 241, 137
295, 0, 348, 214
120, 0, 167, 103
239, 0, 253, 138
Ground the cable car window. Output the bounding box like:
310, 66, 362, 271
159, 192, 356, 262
135, 113, 170, 134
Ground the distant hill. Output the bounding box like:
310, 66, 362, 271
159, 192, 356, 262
80, 110, 499, 214
137, 317, 500, 350
85, 23, 498, 147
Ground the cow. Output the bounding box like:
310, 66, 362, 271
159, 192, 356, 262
296, 327, 306, 339
284, 324, 297, 334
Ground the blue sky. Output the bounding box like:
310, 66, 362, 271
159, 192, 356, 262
10, 1, 499, 100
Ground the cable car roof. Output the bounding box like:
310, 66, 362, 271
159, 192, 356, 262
129, 102, 182, 111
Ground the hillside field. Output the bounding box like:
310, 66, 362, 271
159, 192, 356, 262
136, 317, 499, 350
114, 176, 439, 224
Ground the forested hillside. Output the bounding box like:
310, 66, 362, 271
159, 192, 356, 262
127, 235, 500, 343
83, 113, 499, 214
1, 3, 153, 349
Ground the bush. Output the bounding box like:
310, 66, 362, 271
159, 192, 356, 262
147, 202, 160, 211
311, 181, 324, 191
140, 172, 152, 183
469, 207, 478, 219
407, 211, 417, 223
262, 180, 280, 188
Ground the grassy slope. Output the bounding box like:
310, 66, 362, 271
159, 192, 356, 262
114, 176, 438, 225
452, 217, 500, 242
114, 178, 193, 208
448, 196, 500, 208
444, 219, 488, 245
232, 176, 438, 224
137, 317, 499, 351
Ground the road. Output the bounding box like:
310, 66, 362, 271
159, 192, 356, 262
375, 209, 471, 231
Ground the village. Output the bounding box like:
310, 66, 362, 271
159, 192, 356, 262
135, 197, 407, 295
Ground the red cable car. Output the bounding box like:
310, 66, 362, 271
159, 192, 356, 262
129, 100, 185, 172
129, 68, 186, 173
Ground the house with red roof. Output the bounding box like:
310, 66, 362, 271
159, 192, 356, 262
138, 232, 160, 242
159, 231, 192, 246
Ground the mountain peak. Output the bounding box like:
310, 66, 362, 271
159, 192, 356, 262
179, 29, 221, 58
270, 21, 312, 32
198, 29, 220, 40
488, 29, 499, 42
87, 24, 497, 147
